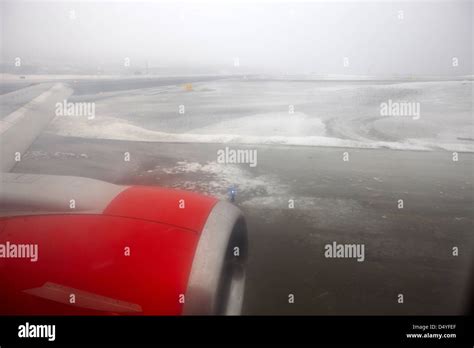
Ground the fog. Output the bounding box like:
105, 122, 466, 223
1, 0, 473, 75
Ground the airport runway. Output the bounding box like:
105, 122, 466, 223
13, 134, 473, 315
2, 76, 473, 314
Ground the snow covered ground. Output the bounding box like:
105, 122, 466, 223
44, 78, 473, 152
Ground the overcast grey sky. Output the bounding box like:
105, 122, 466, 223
1, 0, 472, 75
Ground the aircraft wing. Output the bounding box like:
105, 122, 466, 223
0, 83, 72, 172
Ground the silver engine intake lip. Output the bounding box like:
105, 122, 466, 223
183, 201, 248, 315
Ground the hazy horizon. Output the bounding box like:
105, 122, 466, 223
1, 0, 473, 76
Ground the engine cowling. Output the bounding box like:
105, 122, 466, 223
0, 173, 248, 315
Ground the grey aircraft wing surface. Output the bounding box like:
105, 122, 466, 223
0, 82, 73, 173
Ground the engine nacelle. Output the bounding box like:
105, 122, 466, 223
0, 173, 247, 315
